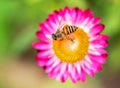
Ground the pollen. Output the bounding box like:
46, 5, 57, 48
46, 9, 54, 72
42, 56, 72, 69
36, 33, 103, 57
52, 27, 89, 63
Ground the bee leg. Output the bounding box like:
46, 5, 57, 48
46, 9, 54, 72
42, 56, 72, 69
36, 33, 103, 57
59, 37, 63, 41
66, 35, 75, 42
59, 33, 65, 41
71, 37, 75, 41
70, 38, 75, 42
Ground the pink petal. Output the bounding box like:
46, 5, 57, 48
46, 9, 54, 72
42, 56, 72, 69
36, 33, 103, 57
88, 17, 101, 28
46, 58, 60, 73
89, 54, 107, 64
45, 18, 57, 33
82, 64, 94, 77
48, 14, 57, 24
89, 48, 108, 56
69, 65, 78, 83
46, 57, 55, 66
35, 55, 51, 67
84, 58, 102, 73
45, 21, 55, 33
36, 31, 51, 42
37, 59, 49, 66
45, 61, 55, 73
91, 38, 108, 48
56, 63, 68, 82
73, 7, 83, 24
40, 20, 57, 34
58, 63, 68, 82
48, 62, 61, 78
74, 62, 81, 75
84, 9, 94, 18
70, 8, 77, 24
80, 17, 91, 31
97, 48, 108, 55
39, 23, 50, 34
32, 41, 52, 50
90, 24, 105, 36
59, 63, 67, 74
36, 54, 54, 67
61, 73, 69, 82
59, 7, 72, 25
79, 68, 86, 82
90, 34, 109, 41
79, 9, 93, 24
92, 17, 101, 25
84, 17, 101, 33
88, 49, 102, 55
50, 63, 61, 77
91, 34, 109, 42
92, 62, 103, 72
37, 49, 53, 58
47, 56, 59, 66
100, 34, 109, 40
48, 11, 59, 25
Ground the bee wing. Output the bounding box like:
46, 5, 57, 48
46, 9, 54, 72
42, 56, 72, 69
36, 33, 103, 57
57, 18, 66, 31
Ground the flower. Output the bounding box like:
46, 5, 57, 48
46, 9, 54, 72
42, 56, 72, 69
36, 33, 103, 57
32, 7, 109, 83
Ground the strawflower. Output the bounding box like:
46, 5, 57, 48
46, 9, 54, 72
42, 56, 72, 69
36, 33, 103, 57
32, 7, 109, 83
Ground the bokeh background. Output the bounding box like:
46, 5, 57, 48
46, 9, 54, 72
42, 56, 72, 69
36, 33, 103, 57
0, 0, 120, 88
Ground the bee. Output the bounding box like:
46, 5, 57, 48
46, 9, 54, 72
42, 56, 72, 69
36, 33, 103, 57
52, 24, 78, 41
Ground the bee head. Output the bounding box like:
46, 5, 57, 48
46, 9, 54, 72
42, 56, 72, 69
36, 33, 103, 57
52, 34, 57, 40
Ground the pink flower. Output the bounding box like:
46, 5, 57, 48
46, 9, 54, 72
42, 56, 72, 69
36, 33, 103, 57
32, 7, 109, 83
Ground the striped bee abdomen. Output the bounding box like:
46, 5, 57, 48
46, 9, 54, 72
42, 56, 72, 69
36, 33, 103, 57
62, 25, 78, 35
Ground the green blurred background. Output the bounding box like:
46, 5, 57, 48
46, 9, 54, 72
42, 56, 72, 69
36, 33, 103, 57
0, 0, 120, 88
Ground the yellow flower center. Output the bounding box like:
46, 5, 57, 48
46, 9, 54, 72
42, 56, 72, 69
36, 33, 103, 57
52, 27, 89, 63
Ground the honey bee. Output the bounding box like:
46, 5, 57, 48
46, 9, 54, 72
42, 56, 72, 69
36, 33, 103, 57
52, 24, 78, 41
